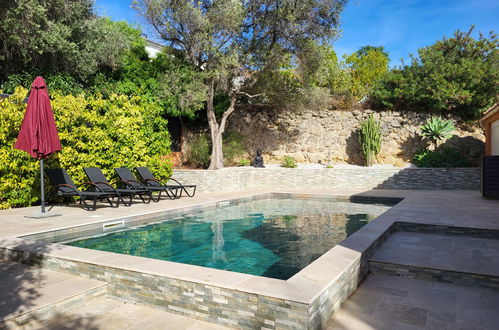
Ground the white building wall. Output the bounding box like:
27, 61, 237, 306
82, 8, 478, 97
491, 120, 499, 155
145, 45, 162, 58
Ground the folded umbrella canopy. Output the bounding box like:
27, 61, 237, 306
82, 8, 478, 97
15, 76, 62, 217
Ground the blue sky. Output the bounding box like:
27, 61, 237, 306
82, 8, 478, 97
94, 0, 499, 66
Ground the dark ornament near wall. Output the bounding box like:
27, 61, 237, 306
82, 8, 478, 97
253, 149, 265, 168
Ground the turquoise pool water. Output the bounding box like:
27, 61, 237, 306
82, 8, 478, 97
66, 198, 394, 279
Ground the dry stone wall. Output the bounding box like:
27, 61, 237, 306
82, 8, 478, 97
226, 107, 484, 166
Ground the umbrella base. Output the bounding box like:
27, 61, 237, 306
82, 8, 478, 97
25, 212, 62, 219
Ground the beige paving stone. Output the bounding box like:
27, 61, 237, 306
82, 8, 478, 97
326, 274, 499, 330
38, 298, 232, 330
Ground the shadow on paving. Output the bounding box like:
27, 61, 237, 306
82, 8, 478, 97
35, 313, 100, 330
0, 240, 99, 328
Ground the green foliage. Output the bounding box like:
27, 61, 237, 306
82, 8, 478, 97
186, 134, 211, 169
251, 44, 333, 110
0, 1, 132, 84
281, 156, 297, 168
222, 132, 246, 166
3, 73, 85, 95
345, 47, 389, 100
273, 43, 389, 107
91, 46, 205, 118
0, 87, 172, 209
413, 148, 469, 168
186, 131, 247, 168
371, 27, 498, 120
156, 57, 207, 118
358, 115, 382, 166
239, 159, 251, 167
420, 117, 455, 149
356, 46, 389, 58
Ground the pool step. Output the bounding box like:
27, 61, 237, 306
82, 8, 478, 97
368, 260, 499, 289
368, 231, 499, 289
0, 260, 107, 329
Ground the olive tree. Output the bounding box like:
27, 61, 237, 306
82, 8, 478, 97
0, 0, 132, 83
134, 0, 347, 169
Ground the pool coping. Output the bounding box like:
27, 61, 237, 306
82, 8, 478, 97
1, 189, 498, 329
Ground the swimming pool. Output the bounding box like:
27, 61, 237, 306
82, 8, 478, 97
62, 197, 394, 279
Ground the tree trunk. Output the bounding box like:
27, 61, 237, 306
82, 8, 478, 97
206, 80, 237, 170
208, 130, 224, 170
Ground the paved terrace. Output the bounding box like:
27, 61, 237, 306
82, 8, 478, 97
0, 189, 498, 329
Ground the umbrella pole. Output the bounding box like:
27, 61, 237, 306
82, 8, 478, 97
40, 158, 45, 213
25, 158, 60, 218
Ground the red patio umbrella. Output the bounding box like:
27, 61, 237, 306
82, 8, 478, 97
15, 76, 61, 217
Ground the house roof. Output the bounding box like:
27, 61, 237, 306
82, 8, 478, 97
144, 39, 164, 52
481, 103, 498, 123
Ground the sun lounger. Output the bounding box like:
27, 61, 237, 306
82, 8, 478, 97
135, 166, 196, 198
83, 167, 152, 206
114, 167, 179, 202
45, 168, 119, 211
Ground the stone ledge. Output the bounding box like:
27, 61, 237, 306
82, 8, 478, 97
369, 261, 499, 290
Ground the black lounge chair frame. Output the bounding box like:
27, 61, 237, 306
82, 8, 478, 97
83, 167, 153, 206
45, 168, 119, 211
114, 167, 179, 202
135, 166, 196, 198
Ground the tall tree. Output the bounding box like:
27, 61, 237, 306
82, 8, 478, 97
344, 46, 389, 100
134, 0, 347, 169
0, 0, 131, 84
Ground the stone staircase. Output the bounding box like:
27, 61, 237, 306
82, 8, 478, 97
0, 260, 106, 329
368, 231, 499, 289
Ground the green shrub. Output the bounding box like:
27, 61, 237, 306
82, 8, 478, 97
239, 159, 251, 166
420, 117, 455, 149
0, 87, 172, 209
358, 114, 382, 166
223, 131, 246, 166
370, 28, 497, 120
186, 134, 211, 168
281, 156, 297, 168
413, 148, 469, 168
186, 131, 246, 168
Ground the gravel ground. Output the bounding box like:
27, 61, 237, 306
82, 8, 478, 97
234, 163, 416, 169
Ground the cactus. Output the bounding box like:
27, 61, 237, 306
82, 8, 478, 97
358, 114, 382, 166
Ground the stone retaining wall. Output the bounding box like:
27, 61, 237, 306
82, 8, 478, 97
224, 108, 485, 165
173, 167, 481, 192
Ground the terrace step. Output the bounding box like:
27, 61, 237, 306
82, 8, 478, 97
368, 231, 499, 289
0, 260, 107, 329
34, 298, 232, 330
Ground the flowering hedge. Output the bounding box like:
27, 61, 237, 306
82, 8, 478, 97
0, 87, 172, 209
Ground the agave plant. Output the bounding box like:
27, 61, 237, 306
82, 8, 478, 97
420, 117, 455, 149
